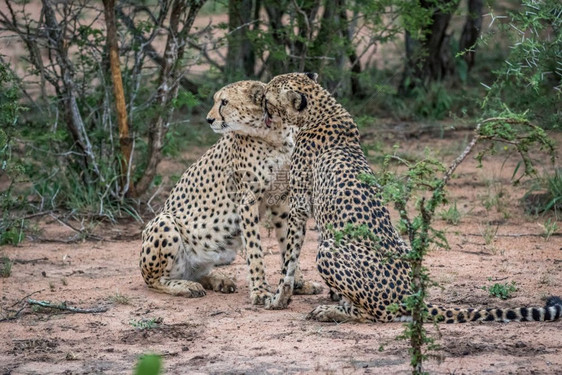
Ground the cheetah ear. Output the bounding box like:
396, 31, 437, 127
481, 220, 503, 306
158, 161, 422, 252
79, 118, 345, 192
304, 72, 318, 82
286, 90, 307, 112
248, 82, 265, 105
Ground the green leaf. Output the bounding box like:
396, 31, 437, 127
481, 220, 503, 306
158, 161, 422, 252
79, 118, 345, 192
134, 354, 162, 375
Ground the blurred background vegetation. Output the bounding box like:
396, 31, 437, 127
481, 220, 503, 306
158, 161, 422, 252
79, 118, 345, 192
0, 0, 560, 242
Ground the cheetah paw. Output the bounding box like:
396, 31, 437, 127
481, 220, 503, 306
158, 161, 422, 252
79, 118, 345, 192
306, 305, 336, 322
250, 286, 273, 305
264, 282, 292, 310
159, 279, 206, 297
211, 278, 237, 294
200, 273, 237, 294
294, 280, 324, 295
306, 305, 350, 322
180, 282, 206, 298
187, 289, 206, 298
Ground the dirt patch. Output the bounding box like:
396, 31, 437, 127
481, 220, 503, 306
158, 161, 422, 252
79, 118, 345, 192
1, 129, 561, 374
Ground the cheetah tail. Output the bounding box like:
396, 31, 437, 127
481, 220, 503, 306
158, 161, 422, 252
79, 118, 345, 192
425, 296, 562, 323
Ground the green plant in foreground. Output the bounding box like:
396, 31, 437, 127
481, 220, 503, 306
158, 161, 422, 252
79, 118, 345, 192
523, 169, 562, 217
109, 292, 131, 305
544, 170, 562, 214
484, 281, 517, 300
129, 318, 161, 330
0, 256, 12, 277
0, 221, 25, 246
539, 219, 558, 241
439, 202, 461, 225
480, 222, 499, 247
375, 115, 553, 375
326, 222, 380, 246
134, 354, 162, 375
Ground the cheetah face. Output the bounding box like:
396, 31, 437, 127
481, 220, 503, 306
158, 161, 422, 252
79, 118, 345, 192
206, 81, 268, 136
263, 72, 318, 128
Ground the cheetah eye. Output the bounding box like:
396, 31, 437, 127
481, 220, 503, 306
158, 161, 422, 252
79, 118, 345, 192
221, 99, 228, 106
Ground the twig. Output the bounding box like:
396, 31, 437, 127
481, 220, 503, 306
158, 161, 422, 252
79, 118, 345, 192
0, 305, 27, 322
462, 232, 562, 238
10, 290, 44, 308
27, 299, 108, 314
33, 235, 112, 244
48, 214, 105, 241
0, 290, 44, 322
146, 183, 164, 214
13, 257, 49, 264
21, 211, 54, 220
109, 232, 142, 241
291, 0, 313, 72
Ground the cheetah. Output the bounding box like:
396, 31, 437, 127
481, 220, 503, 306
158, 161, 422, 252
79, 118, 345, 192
262, 72, 561, 323
140, 80, 321, 304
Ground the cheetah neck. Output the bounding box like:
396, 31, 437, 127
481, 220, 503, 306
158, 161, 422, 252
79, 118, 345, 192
299, 90, 355, 131
233, 124, 294, 153
295, 97, 360, 144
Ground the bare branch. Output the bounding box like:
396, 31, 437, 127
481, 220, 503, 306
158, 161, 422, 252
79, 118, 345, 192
441, 122, 481, 187
27, 299, 109, 313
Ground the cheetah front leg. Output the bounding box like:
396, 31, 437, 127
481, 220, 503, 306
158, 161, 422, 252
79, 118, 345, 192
269, 206, 322, 296
265, 198, 309, 309
238, 196, 272, 305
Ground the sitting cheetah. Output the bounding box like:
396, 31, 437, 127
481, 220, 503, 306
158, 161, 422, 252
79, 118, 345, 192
263, 72, 561, 323
140, 80, 321, 304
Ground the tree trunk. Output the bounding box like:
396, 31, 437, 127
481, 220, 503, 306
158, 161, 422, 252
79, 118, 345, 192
102, 0, 136, 197
226, 0, 255, 78
399, 0, 459, 93
292, 0, 320, 72
339, 2, 363, 98
42, 0, 101, 184
459, 0, 483, 70
135, 0, 206, 196
309, 0, 337, 69
263, 0, 290, 77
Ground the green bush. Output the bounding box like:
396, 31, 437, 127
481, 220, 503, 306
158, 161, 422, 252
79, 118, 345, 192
480, 0, 562, 129
0, 256, 12, 277
484, 281, 518, 300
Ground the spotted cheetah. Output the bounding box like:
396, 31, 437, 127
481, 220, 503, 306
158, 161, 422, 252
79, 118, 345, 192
263, 72, 561, 323
140, 80, 322, 304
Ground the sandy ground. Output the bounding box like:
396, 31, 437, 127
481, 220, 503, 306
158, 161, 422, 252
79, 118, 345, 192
1, 129, 561, 375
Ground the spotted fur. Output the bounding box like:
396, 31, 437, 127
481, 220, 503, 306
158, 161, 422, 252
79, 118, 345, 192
263, 73, 561, 323
140, 80, 322, 304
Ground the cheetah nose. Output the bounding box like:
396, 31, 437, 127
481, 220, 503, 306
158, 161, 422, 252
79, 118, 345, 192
206, 118, 215, 125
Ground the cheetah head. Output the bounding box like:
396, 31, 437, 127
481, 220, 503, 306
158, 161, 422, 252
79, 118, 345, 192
206, 81, 268, 136
263, 72, 318, 128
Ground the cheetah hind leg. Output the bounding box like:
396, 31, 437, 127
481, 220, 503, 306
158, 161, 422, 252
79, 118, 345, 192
199, 269, 237, 294
307, 240, 378, 322
140, 214, 206, 298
